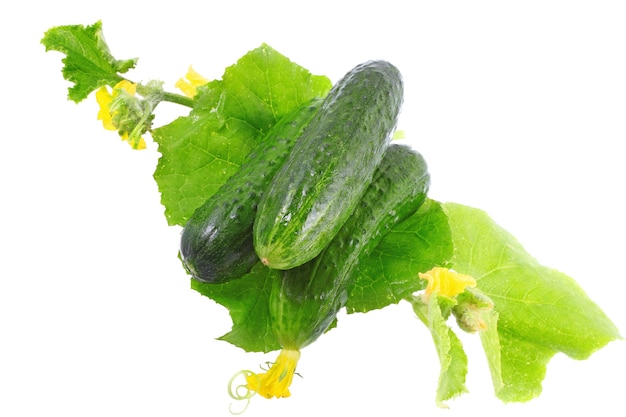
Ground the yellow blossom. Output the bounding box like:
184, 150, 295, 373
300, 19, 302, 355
245, 349, 301, 399
175, 66, 209, 98
95, 86, 116, 130
95, 80, 146, 150
419, 267, 477, 301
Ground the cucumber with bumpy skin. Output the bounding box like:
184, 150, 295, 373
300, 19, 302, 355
179, 99, 322, 283
254, 60, 404, 270
270, 144, 430, 350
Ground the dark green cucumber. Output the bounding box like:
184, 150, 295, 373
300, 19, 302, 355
179, 99, 322, 283
269, 144, 430, 349
254, 60, 404, 270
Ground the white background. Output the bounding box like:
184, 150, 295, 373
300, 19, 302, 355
1, 1, 625, 416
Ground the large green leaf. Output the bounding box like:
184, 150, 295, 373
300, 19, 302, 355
152, 44, 332, 226
442, 202, 621, 401
41, 21, 137, 102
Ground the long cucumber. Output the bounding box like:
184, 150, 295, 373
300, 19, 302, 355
254, 60, 404, 270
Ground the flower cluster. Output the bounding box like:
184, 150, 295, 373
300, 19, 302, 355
95, 68, 208, 149
418, 267, 494, 333
95, 80, 151, 149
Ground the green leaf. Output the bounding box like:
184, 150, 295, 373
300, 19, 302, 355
191, 263, 280, 353
152, 44, 332, 226
41, 21, 137, 102
410, 293, 469, 406
215, 43, 332, 129
347, 199, 454, 313
442, 202, 621, 402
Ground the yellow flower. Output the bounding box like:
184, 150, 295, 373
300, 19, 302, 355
175, 66, 209, 98
95, 87, 116, 130
245, 349, 301, 399
95, 80, 146, 150
419, 267, 477, 301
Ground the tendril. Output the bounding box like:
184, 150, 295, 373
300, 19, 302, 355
228, 370, 258, 415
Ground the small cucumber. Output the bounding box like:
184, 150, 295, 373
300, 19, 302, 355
254, 60, 404, 270
179, 99, 322, 283
269, 144, 430, 349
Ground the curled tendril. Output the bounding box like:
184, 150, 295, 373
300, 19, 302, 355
228, 370, 258, 415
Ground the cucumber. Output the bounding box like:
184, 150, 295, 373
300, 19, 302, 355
254, 60, 404, 270
269, 144, 430, 349
179, 99, 322, 283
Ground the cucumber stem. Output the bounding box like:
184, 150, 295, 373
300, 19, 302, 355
160, 91, 194, 108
